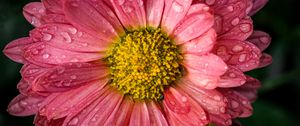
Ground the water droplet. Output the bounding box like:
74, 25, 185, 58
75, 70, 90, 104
77, 32, 83, 37
31, 17, 40, 26
68, 27, 77, 34
68, 117, 79, 126
70, 58, 79, 62
70, 75, 77, 79
124, 6, 133, 13
60, 32, 72, 43
172, 2, 183, 12
20, 100, 28, 106
205, 0, 215, 5
238, 54, 247, 62
232, 45, 244, 52
239, 23, 251, 33
259, 36, 269, 44
43, 33, 52, 41
181, 96, 187, 102
227, 6, 234, 12
137, 0, 144, 6
213, 95, 221, 101
91, 117, 97, 122
50, 75, 57, 79
81, 43, 88, 47
220, 107, 226, 113
231, 17, 240, 26
42, 54, 50, 59
229, 73, 236, 77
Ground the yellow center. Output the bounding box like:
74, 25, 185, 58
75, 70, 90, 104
105, 27, 183, 101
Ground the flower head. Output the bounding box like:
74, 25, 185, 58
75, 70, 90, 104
4, 0, 271, 125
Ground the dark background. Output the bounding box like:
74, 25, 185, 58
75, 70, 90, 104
1, 0, 300, 125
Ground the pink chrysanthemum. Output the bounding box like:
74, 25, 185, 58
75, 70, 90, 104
3, 0, 272, 126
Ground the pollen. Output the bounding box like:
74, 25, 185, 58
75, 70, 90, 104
105, 28, 183, 101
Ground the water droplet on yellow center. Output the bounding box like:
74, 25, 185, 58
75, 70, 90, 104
105, 27, 183, 101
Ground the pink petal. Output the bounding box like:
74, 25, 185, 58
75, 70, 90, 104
209, 113, 232, 126
129, 102, 150, 126
179, 78, 227, 115
181, 29, 216, 55
64, 0, 123, 41
23, 2, 46, 27
146, 0, 164, 27
34, 114, 65, 126
38, 80, 108, 119
7, 94, 44, 116
42, 0, 63, 14
173, 4, 214, 44
32, 62, 108, 93
183, 53, 228, 76
147, 101, 169, 126
23, 42, 104, 66
211, 0, 253, 34
213, 40, 261, 72
62, 87, 123, 126
218, 66, 247, 88
218, 17, 253, 41
249, 0, 268, 16
20, 63, 49, 84
3, 37, 34, 63
186, 70, 220, 89
103, 97, 134, 126
110, 0, 146, 29
30, 24, 110, 52
163, 87, 209, 126
219, 89, 253, 118
161, 0, 193, 34
258, 53, 272, 68
233, 76, 261, 102
247, 30, 271, 51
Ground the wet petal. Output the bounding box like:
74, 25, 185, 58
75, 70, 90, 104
39, 80, 108, 119
23, 2, 46, 27
34, 114, 65, 126
179, 78, 227, 115
219, 89, 253, 118
209, 113, 232, 126
173, 4, 214, 44
181, 29, 216, 55
211, 0, 253, 34
64, 0, 123, 41
3, 37, 34, 63
247, 30, 271, 51
129, 102, 150, 126
233, 76, 261, 102
23, 42, 104, 66
32, 62, 108, 92
249, 0, 268, 16
218, 17, 253, 41
183, 53, 228, 76
7, 94, 44, 116
186, 70, 220, 89
213, 40, 261, 72
218, 66, 247, 88
30, 24, 110, 52
110, 0, 146, 28
62, 87, 123, 126
163, 87, 209, 126
42, 0, 63, 14
258, 53, 272, 68
161, 0, 192, 34
146, 0, 164, 27
147, 101, 169, 126
103, 97, 134, 126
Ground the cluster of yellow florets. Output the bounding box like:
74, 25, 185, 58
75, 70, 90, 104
106, 28, 182, 101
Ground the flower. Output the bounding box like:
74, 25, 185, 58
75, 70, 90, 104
3, 0, 271, 126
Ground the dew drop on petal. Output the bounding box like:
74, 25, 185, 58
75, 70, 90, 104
77, 32, 83, 37
238, 54, 247, 62
68, 27, 77, 34
181, 96, 187, 102
227, 6, 234, 12
231, 100, 239, 108
231, 17, 240, 26
42, 53, 50, 59
232, 45, 244, 52
43, 33, 52, 41
70, 75, 77, 79
229, 73, 236, 77
68, 117, 79, 126
20, 100, 28, 106
239, 23, 251, 33
124, 6, 133, 13
60, 32, 72, 43
172, 2, 184, 12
